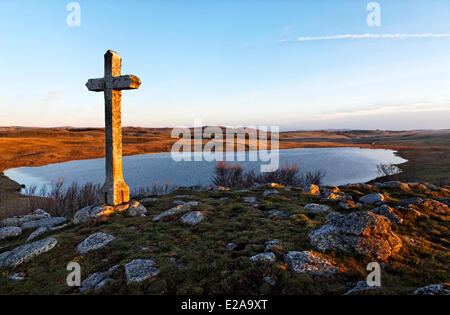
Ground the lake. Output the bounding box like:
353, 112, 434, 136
4, 147, 406, 192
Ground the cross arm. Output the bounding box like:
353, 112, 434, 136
85, 75, 141, 92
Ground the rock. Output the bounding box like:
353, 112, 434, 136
344, 281, 381, 295
219, 197, 229, 201
418, 199, 449, 215
152, 204, 191, 222
407, 183, 429, 191
174, 195, 197, 199
263, 190, 279, 196
236, 190, 250, 193
8, 273, 26, 281
244, 197, 257, 203
264, 240, 283, 252
413, 284, 450, 295
125, 259, 160, 283
321, 185, 340, 193
128, 201, 147, 217
437, 198, 450, 207
94, 278, 114, 291
173, 200, 185, 205
398, 197, 423, 207
0, 237, 58, 267
425, 184, 440, 191
80, 264, 119, 292
90, 205, 116, 217
73, 206, 92, 224
250, 252, 276, 262
341, 183, 375, 191
139, 197, 157, 203
266, 210, 289, 218
302, 184, 320, 195
77, 232, 115, 254
339, 200, 361, 210
169, 257, 186, 269
0, 209, 51, 228
180, 211, 204, 225
263, 276, 276, 286
395, 206, 425, 218
284, 251, 337, 275
370, 205, 403, 224
0, 226, 22, 240
226, 243, 237, 251
322, 192, 347, 202
380, 181, 410, 191
309, 211, 402, 260
26, 227, 47, 242
359, 193, 386, 205
304, 204, 330, 213
21, 217, 67, 230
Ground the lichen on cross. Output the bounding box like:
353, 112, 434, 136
86, 50, 141, 206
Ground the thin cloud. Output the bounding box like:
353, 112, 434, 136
278, 33, 450, 42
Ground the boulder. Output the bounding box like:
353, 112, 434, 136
359, 193, 386, 205
250, 252, 276, 262
263, 190, 279, 196
370, 205, 403, 224
0, 237, 58, 267
264, 240, 283, 252
344, 281, 381, 295
398, 197, 423, 207
180, 211, 204, 225
302, 184, 320, 195
339, 200, 361, 210
380, 181, 410, 191
418, 199, 449, 215
407, 183, 429, 191
80, 264, 119, 292
413, 284, 450, 295
0, 209, 51, 228
0, 226, 22, 240
304, 204, 330, 213
127, 201, 147, 217
152, 204, 191, 222
77, 232, 115, 254
309, 211, 402, 260
284, 251, 337, 275
125, 259, 160, 283
226, 243, 237, 251
26, 227, 47, 242
321, 185, 340, 193
73, 206, 92, 224
21, 217, 67, 230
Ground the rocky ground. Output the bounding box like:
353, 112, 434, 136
0, 181, 449, 295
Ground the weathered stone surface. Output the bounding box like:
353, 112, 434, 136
128, 201, 147, 217
263, 190, 279, 196
8, 273, 26, 281
152, 204, 191, 222
304, 204, 330, 213
125, 259, 159, 283
309, 211, 402, 260
413, 284, 450, 295
21, 217, 67, 230
380, 181, 410, 191
26, 227, 47, 242
284, 251, 337, 275
0, 237, 58, 267
302, 184, 320, 195
407, 183, 429, 191
264, 240, 283, 252
0, 226, 22, 240
398, 197, 423, 207
370, 205, 403, 224
73, 206, 92, 224
250, 252, 276, 262
419, 199, 449, 215
77, 232, 115, 254
344, 281, 381, 295
359, 193, 386, 205
80, 264, 119, 292
339, 200, 361, 210
180, 211, 204, 225
0, 209, 51, 228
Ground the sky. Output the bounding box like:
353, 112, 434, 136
0, 0, 450, 131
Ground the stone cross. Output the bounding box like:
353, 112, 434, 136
86, 50, 141, 206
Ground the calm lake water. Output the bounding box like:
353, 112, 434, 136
5, 148, 406, 191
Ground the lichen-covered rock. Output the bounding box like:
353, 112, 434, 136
77, 232, 115, 254
418, 199, 449, 215
413, 284, 450, 295
80, 265, 119, 292
127, 201, 147, 217
21, 217, 67, 230
264, 240, 283, 252
0, 209, 51, 228
304, 204, 330, 213
180, 211, 204, 225
302, 184, 320, 195
26, 227, 47, 242
399, 197, 423, 207
339, 200, 361, 210
152, 204, 191, 222
309, 211, 402, 260
250, 252, 276, 262
0, 237, 58, 267
380, 181, 410, 191
359, 193, 386, 205
73, 206, 92, 224
370, 205, 403, 224
284, 251, 337, 275
344, 281, 381, 295
125, 259, 159, 283
0, 226, 22, 240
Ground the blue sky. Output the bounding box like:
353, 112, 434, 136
1, 0, 450, 130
